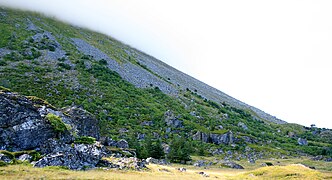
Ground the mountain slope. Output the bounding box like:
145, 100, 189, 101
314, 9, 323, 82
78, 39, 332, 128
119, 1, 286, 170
0, 6, 331, 163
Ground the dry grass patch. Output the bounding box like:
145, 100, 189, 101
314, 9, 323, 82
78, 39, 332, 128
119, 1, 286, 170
231, 164, 331, 180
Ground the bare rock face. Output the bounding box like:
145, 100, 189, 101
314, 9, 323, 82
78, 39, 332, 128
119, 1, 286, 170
35, 139, 105, 170
62, 106, 100, 140
0, 90, 111, 170
192, 131, 209, 143
0, 92, 57, 151
192, 131, 235, 145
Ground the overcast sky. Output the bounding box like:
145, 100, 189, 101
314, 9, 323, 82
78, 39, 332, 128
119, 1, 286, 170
1, 0, 332, 128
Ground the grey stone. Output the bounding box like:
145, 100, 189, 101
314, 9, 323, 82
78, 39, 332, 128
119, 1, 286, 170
220, 161, 244, 169
238, 122, 248, 130
137, 133, 146, 140
141, 121, 153, 126
192, 131, 209, 143
18, 154, 32, 162
298, 138, 308, 146
210, 131, 234, 145
193, 160, 206, 167
0, 153, 11, 163
164, 110, 183, 128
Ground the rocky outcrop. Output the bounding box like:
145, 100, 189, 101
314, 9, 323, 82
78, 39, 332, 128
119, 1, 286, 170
192, 131, 235, 145
0, 92, 58, 151
62, 106, 100, 140
35, 139, 106, 170
0, 90, 101, 150
0, 90, 112, 170
210, 132, 234, 145
193, 131, 209, 143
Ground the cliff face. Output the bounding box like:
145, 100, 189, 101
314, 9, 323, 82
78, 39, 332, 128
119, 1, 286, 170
0, 90, 99, 151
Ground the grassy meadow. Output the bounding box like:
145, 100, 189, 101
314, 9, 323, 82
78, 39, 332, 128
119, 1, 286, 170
1, 158, 332, 180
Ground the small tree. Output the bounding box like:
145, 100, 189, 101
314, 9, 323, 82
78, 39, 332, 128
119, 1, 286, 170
168, 136, 191, 163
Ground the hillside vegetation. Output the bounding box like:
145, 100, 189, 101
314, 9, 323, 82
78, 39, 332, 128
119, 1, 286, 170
0, 6, 332, 173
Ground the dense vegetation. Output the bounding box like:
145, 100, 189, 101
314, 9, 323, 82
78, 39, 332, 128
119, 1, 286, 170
0, 7, 332, 163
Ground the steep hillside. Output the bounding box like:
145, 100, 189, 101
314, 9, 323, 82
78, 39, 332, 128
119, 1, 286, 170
1, 6, 332, 168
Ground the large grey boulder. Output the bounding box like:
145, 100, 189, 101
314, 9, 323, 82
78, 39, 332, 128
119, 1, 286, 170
35, 139, 105, 170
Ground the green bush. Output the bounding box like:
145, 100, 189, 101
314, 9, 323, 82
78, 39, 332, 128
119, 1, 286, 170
58, 62, 71, 70
45, 113, 67, 132
74, 136, 96, 144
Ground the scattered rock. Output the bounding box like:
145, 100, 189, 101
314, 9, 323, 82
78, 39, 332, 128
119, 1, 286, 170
101, 137, 117, 147
146, 157, 168, 165
298, 138, 308, 146
0, 153, 11, 163
141, 121, 153, 126
137, 133, 146, 140
105, 157, 147, 170
194, 160, 206, 167
62, 106, 100, 140
198, 172, 209, 177
164, 110, 183, 128
177, 167, 186, 172
248, 158, 256, 164
325, 158, 332, 162
162, 143, 170, 154
210, 131, 234, 145
158, 168, 170, 172
238, 122, 248, 130
311, 155, 323, 161
220, 161, 244, 169
216, 125, 224, 130
18, 154, 32, 162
